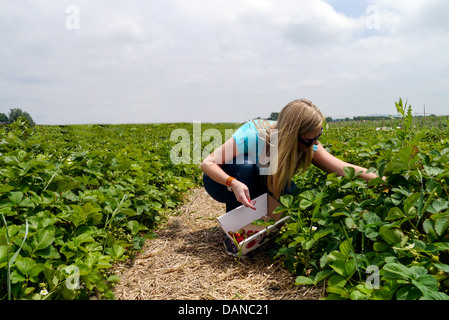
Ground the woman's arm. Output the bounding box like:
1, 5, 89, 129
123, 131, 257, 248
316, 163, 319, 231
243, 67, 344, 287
201, 137, 256, 209
312, 143, 378, 181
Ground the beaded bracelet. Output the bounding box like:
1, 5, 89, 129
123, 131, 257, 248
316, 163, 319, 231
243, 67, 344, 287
226, 176, 235, 191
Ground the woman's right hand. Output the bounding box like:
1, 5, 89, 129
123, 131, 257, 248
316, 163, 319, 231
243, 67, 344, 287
230, 179, 256, 210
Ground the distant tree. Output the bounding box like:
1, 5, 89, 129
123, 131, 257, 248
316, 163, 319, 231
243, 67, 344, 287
0, 113, 8, 124
267, 112, 279, 121
7, 108, 36, 127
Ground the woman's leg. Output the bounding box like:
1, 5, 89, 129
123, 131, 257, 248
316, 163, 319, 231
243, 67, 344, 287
283, 180, 298, 195
203, 160, 263, 212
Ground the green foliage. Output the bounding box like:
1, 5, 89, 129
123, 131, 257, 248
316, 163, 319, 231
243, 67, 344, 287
395, 98, 413, 139
0, 120, 235, 299
274, 100, 449, 300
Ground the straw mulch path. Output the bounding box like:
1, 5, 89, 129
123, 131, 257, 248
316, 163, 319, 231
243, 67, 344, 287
113, 188, 322, 300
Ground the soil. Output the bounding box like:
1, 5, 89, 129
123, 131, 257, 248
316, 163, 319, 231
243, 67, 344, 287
113, 187, 322, 300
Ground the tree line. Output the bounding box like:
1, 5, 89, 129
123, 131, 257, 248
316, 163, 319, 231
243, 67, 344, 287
264, 113, 394, 122
0, 108, 36, 127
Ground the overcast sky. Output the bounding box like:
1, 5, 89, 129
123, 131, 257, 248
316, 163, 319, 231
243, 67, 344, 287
1, 0, 448, 125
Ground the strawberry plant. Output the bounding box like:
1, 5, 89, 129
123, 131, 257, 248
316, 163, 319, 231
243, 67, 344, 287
274, 100, 449, 300
1, 120, 234, 299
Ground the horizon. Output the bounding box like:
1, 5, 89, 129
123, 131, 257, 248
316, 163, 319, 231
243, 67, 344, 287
5, 112, 447, 127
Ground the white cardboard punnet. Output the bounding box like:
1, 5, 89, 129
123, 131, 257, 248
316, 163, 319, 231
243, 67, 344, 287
217, 193, 289, 255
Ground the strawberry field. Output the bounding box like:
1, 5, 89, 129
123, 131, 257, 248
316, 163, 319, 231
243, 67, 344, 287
1, 99, 449, 300
0, 120, 232, 300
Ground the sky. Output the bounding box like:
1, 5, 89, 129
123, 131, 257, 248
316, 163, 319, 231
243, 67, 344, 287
1, 0, 448, 125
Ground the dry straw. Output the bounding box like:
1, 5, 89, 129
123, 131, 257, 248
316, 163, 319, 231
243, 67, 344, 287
113, 188, 321, 300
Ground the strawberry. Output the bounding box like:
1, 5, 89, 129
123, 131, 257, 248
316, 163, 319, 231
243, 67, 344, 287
246, 240, 257, 248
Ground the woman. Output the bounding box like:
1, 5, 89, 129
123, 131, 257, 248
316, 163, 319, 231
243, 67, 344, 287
201, 99, 378, 256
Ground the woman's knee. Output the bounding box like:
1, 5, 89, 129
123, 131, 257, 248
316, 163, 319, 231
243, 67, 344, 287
283, 180, 298, 195
202, 173, 227, 203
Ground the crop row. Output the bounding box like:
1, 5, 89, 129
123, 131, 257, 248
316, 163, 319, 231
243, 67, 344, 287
0, 120, 232, 300
274, 119, 449, 299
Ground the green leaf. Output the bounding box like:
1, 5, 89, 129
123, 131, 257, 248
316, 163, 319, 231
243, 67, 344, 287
37, 245, 61, 259
107, 275, 122, 283
381, 263, 412, 281
328, 274, 347, 288
344, 260, 357, 278
342, 194, 355, 205
350, 290, 369, 300
364, 227, 379, 241
379, 225, 404, 246
385, 145, 419, 173
28, 211, 58, 230
272, 205, 287, 215
0, 185, 15, 194
424, 165, 446, 177
420, 291, 449, 300
8, 191, 23, 205
314, 270, 334, 283
31, 228, 55, 252
312, 228, 333, 241
412, 275, 439, 295
422, 219, 435, 235
428, 199, 449, 214
295, 276, 314, 285
403, 193, 420, 214
339, 240, 351, 258
15, 256, 44, 280
301, 239, 315, 250
434, 263, 449, 273
280, 194, 293, 208
434, 242, 449, 251
386, 207, 405, 220
10, 270, 27, 283
327, 250, 346, 262
330, 260, 347, 277
344, 217, 357, 229
396, 285, 421, 300
373, 241, 390, 252
300, 199, 313, 210
105, 245, 126, 260
363, 211, 382, 224
299, 190, 315, 202
343, 166, 356, 180
368, 177, 384, 187
126, 220, 148, 236
435, 217, 449, 236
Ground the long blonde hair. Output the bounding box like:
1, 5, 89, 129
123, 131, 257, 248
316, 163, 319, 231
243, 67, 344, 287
258, 99, 324, 199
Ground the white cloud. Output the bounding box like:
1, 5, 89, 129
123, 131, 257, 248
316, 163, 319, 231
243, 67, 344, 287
0, 0, 448, 124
